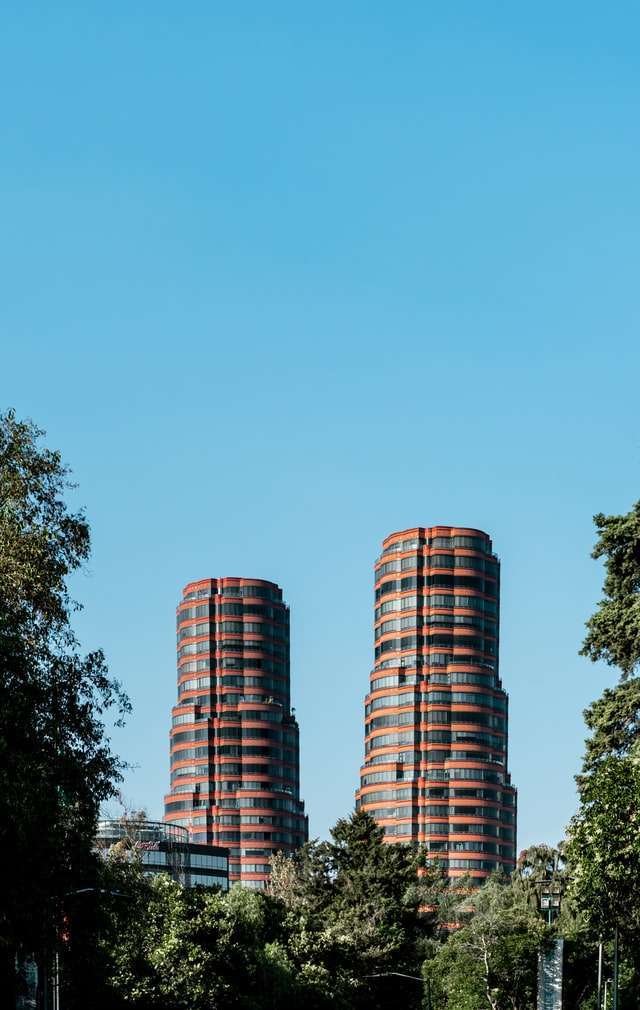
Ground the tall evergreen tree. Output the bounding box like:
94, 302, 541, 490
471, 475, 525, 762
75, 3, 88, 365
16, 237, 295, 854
565, 499, 640, 1004
580, 500, 640, 679
269, 810, 447, 1008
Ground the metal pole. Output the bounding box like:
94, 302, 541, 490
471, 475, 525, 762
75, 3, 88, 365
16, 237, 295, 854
597, 941, 603, 1010
612, 928, 618, 1010
604, 979, 609, 1010
54, 949, 61, 1010
42, 958, 48, 1010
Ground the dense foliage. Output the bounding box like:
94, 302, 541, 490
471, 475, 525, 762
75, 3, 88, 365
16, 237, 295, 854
268, 811, 447, 979
72, 812, 448, 1010
425, 874, 546, 1010
67, 835, 600, 1010
580, 500, 640, 678
567, 758, 640, 945
564, 499, 640, 1007
0, 411, 129, 999
56, 822, 614, 1010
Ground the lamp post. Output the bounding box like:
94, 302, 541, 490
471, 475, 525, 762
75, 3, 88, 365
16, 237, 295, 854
537, 883, 563, 926
48, 887, 130, 1010
534, 880, 565, 1010
595, 929, 619, 1010
612, 928, 618, 1010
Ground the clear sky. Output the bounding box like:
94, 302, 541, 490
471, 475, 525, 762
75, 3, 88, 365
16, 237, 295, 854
1, 2, 639, 852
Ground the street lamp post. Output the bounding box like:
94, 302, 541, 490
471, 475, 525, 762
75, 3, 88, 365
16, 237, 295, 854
537, 884, 563, 926
48, 887, 129, 1010
612, 928, 618, 1010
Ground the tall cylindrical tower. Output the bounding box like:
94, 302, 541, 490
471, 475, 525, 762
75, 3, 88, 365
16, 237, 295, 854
164, 577, 308, 888
356, 527, 517, 884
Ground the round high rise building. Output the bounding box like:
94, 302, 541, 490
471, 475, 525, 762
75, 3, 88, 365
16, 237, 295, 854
356, 527, 517, 884
164, 577, 308, 888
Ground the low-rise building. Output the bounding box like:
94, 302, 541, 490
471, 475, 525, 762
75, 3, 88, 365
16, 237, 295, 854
96, 818, 228, 890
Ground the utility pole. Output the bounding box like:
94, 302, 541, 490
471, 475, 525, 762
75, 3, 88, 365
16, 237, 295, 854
53, 950, 60, 1010
46, 887, 129, 1010
535, 877, 564, 1010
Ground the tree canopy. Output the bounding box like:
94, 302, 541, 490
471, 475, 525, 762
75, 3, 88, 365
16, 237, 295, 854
81, 812, 449, 1010
268, 810, 448, 1008
0, 409, 129, 996
580, 500, 640, 679
425, 874, 546, 1010
567, 757, 640, 944
564, 499, 640, 1006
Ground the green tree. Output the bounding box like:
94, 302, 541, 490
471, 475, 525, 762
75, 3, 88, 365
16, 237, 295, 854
565, 756, 640, 1008
513, 843, 567, 913
567, 501, 640, 939
269, 811, 447, 1008
88, 812, 447, 1010
563, 500, 640, 1006
566, 757, 640, 946
92, 867, 348, 1010
580, 676, 640, 771
0, 410, 129, 997
425, 875, 545, 1010
580, 500, 640, 679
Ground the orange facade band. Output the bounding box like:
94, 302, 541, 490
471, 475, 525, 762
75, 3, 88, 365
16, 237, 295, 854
164, 577, 308, 889
356, 527, 517, 884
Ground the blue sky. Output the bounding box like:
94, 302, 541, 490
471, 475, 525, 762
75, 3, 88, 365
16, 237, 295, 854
1, 2, 639, 851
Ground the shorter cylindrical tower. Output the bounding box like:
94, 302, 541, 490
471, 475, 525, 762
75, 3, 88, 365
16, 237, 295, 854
356, 527, 517, 885
164, 577, 308, 888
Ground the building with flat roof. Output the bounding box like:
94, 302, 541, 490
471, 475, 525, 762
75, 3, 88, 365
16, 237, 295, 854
164, 578, 307, 888
356, 527, 517, 885
96, 818, 229, 889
